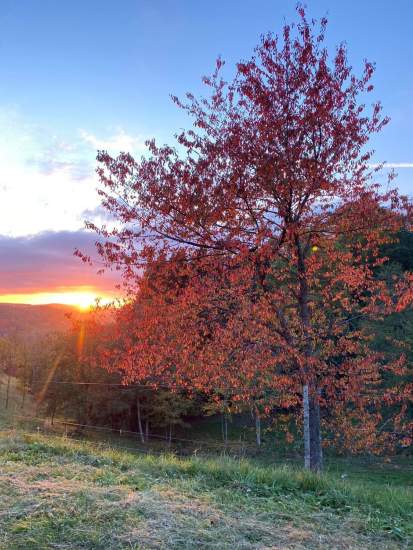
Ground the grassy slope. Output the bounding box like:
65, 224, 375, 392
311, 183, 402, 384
0, 427, 412, 550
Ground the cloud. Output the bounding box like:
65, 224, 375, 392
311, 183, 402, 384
369, 163, 413, 168
0, 106, 148, 236
28, 157, 93, 181
79, 128, 147, 155
81, 205, 116, 223
0, 230, 120, 294
0, 109, 99, 235
26, 136, 93, 181
0, 154, 98, 235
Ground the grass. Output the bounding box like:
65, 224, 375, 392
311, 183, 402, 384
0, 426, 412, 549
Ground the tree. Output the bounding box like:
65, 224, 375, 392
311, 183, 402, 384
84, 8, 412, 470
0, 335, 23, 410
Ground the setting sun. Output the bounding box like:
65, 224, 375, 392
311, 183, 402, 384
0, 289, 115, 309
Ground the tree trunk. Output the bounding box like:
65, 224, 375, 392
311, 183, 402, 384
81, 384, 91, 426
136, 395, 145, 443
303, 385, 310, 468
296, 236, 323, 472
255, 411, 261, 447
145, 418, 149, 441
221, 413, 228, 445
303, 383, 323, 472
5, 374, 11, 410
21, 384, 26, 409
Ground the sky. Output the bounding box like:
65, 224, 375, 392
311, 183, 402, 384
0, 0, 412, 306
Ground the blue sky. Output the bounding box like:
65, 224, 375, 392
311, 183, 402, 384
0, 0, 412, 299
1, 0, 412, 154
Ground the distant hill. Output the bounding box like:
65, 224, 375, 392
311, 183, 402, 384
0, 303, 80, 338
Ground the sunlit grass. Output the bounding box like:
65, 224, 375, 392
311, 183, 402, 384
0, 426, 411, 549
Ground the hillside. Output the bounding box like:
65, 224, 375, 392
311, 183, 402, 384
0, 303, 81, 339
0, 424, 411, 549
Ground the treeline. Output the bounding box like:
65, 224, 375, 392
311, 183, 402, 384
0, 323, 262, 447
0, 230, 411, 454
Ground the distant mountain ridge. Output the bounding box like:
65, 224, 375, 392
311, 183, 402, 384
0, 303, 79, 338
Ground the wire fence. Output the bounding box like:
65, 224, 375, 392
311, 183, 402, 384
1, 373, 411, 466
4, 408, 409, 463
11, 414, 249, 449
3, 414, 411, 473
18, 377, 394, 400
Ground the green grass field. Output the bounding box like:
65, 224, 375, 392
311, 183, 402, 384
0, 423, 412, 549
